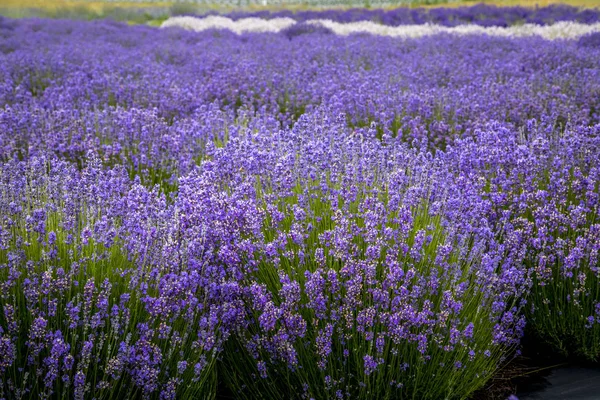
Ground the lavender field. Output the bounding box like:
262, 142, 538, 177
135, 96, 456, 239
0, 6, 599, 400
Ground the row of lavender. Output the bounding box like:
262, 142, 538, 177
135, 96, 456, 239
199, 4, 600, 27
0, 16, 599, 400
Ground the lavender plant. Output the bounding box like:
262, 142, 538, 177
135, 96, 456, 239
0, 157, 245, 399
444, 124, 600, 361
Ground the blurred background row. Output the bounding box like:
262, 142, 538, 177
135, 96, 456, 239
1, 0, 598, 25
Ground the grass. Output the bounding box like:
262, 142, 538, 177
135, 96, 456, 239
0, 0, 172, 13
423, 0, 600, 8
2, 0, 599, 9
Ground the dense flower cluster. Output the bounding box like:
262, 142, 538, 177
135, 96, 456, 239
0, 11, 599, 400
0, 156, 247, 399
201, 4, 600, 27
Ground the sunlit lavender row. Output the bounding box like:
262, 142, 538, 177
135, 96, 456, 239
0, 12, 599, 400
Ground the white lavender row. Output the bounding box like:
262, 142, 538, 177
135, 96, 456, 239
162, 16, 600, 39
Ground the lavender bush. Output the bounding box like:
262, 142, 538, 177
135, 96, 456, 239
0, 9, 599, 400
206, 111, 526, 399
443, 124, 600, 360
0, 157, 246, 399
